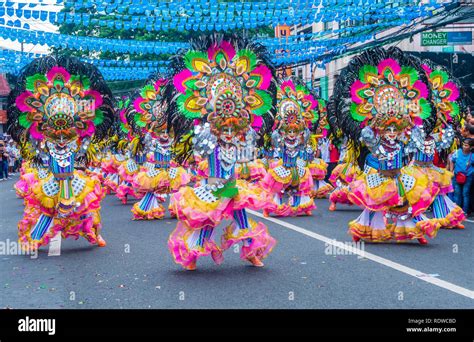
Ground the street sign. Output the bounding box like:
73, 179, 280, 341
421, 32, 447, 46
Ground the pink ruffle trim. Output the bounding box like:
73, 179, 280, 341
221, 222, 276, 260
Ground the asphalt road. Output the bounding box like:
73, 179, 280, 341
0, 175, 472, 309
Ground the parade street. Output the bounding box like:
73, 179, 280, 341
1, 176, 472, 309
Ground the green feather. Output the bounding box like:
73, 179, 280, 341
120, 123, 129, 133
236, 49, 257, 71
184, 51, 208, 72
247, 75, 261, 88
312, 113, 319, 124
357, 87, 369, 99
25, 74, 47, 92
19, 113, 32, 129
93, 109, 104, 125
140, 85, 155, 99
184, 79, 199, 90
215, 51, 228, 66
295, 84, 309, 94
418, 98, 432, 120
283, 85, 293, 97
82, 77, 91, 90
134, 113, 147, 127
358, 65, 378, 83
251, 89, 272, 116
69, 75, 91, 90
400, 66, 418, 86
350, 103, 366, 122
450, 102, 460, 117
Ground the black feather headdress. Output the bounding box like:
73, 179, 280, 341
7, 54, 115, 150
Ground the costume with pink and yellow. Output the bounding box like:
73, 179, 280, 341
7, 55, 115, 251
14, 152, 45, 200
101, 97, 132, 194
261, 79, 317, 217
329, 47, 440, 244
167, 35, 276, 270
115, 145, 147, 204
126, 75, 190, 220
327, 144, 360, 210
101, 149, 125, 194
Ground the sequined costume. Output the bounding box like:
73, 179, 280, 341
167, 35, 276, 270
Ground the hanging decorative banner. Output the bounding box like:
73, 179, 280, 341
0, 49, 167, 81
3, 1, 441, 32
0, 0, 455, 77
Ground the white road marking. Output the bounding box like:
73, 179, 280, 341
465, 219, 474, 223
248, 210, 474, 300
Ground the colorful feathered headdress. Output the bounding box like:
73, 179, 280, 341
7, 55, 114, 145
172, 35, 275, 136
116, 95, 132, 138
129, 75, 169, 138
421, 60, 465, 129
331, 47, 435, 145
350, 57, 430, 131
275, 79, 320, 134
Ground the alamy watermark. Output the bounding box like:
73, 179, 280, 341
18, 316, 56, 335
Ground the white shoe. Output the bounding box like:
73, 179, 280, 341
0, 179, 4, 181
